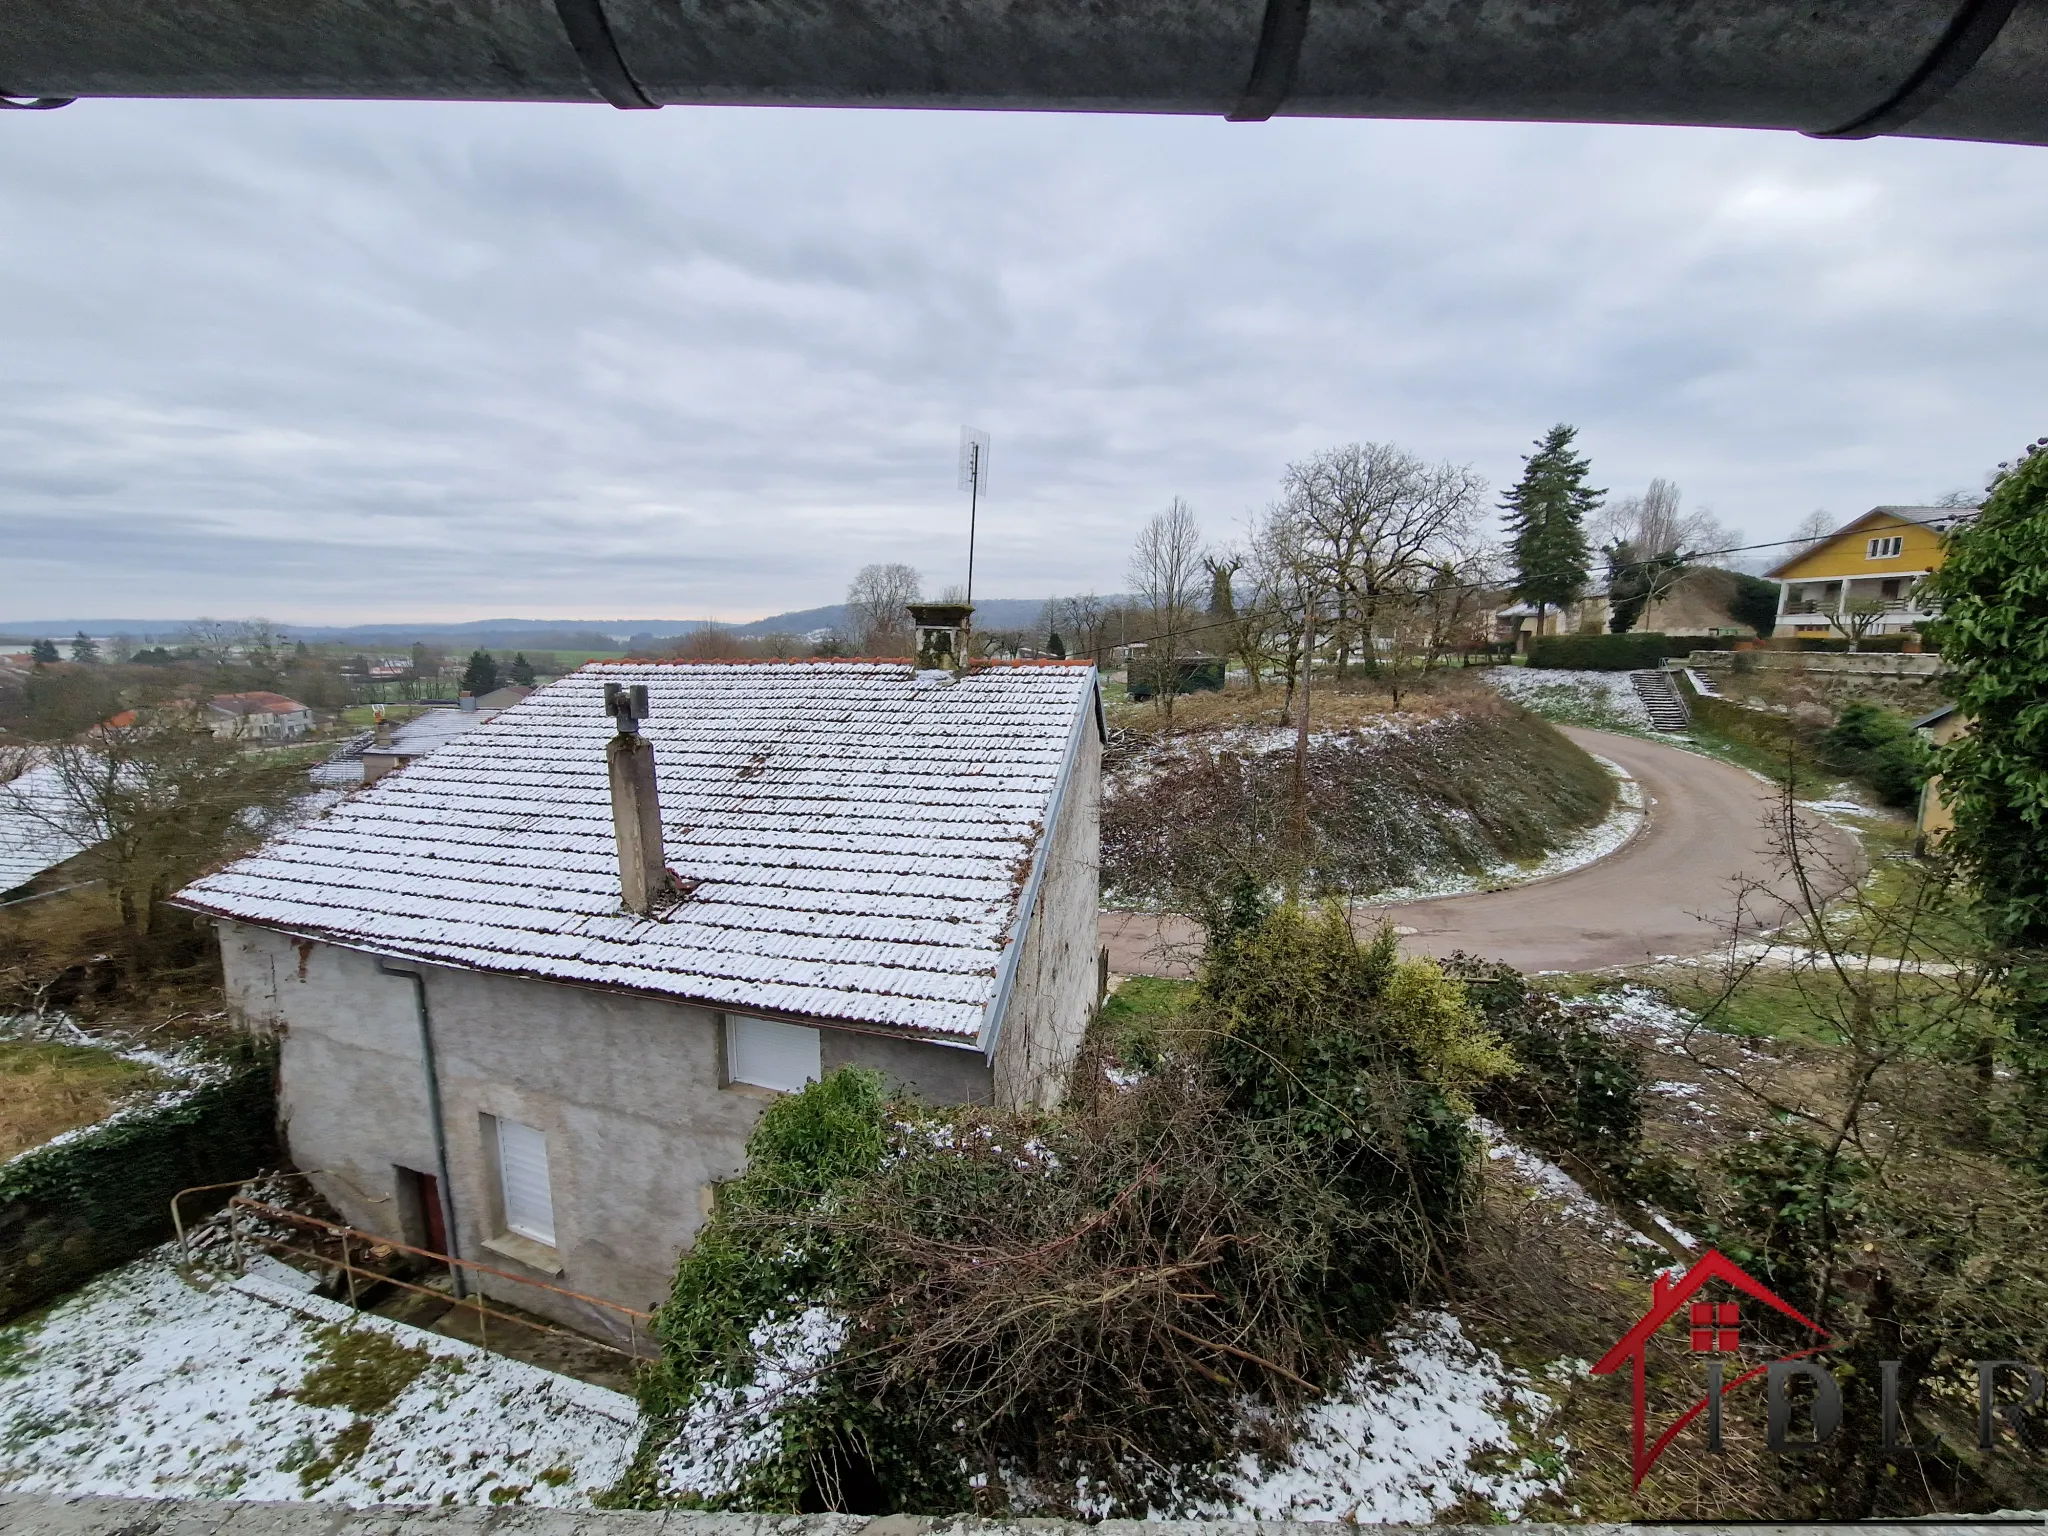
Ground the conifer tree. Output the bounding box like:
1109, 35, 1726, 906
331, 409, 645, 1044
29, 638, 60, 664
461, 649, 498, 695
69, 631, 101, 664
507, 652, 536, 686
1502, 424, 1601, 639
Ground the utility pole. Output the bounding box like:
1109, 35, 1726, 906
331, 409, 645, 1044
1294, 588, 1314, 875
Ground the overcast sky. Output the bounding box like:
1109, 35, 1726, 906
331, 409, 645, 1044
1, 99, 2043, 625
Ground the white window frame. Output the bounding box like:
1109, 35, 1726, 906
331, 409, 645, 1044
494, 1117, 557, 1247
1866, 534, 1903, 559
724, 1015, 822, 1094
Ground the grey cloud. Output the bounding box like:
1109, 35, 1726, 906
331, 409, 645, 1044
1, 104, 2044, 622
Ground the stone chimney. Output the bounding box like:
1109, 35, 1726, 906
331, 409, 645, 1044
603, 682, 675, 914
908, 602, 974, 673
459, 690, 478, 713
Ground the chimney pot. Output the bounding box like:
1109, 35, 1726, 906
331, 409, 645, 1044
908, 602, 974, 673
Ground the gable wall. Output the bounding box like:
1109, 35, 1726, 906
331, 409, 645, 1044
990, 713, 1102, 1109
1772, 513, 1947, 582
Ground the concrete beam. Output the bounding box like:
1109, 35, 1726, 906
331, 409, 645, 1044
3, 1, 2046, 147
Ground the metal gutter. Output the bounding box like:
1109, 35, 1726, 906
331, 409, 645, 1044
375, 957, 467, 1300
977, 670, 1100, 1063
5, 2, 2044, 147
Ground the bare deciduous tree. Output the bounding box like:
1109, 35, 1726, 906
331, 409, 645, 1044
2, 699, 308, 945
1595, 479, 1738, 625
845, 563, 923, 655
1056, 593, 1114, 665
1241, 507, 1317, 718
1278, 443, 1485, 677
1127, 498, 1204, 719
1790, 508, 1838, 554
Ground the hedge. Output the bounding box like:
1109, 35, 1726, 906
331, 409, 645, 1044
1125, 656, 1226, 701
1527, 632, 1675, 670
0, 1043, 278, 1319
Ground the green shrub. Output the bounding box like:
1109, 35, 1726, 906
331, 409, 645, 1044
1820, 703, 1928, 808
0, 1045, 278, 1320
1727, 571, 1781, 637
629, 905, 1496, 1517
1125, 655, 1225, 701
1923, 442, 2048, 1052
1527, 632, 1673, 669
1452, 959, 1644, 1177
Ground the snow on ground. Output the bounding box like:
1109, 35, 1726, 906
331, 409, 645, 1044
1172, 1311, 1567, 1524
1472, 1117, 1653, 1251
650, 1305, 848, 1502
1482, 667, 1652, 730
0, 1250, 636, 1507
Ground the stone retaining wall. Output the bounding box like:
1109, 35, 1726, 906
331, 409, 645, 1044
1686, 650, 1945, 679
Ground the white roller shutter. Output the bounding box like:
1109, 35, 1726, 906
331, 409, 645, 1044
495, 1117, 556, 1246
726, 1016, 822, 1093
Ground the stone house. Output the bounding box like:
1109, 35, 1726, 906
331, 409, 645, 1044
208, 691, 314, 741
1494, 568, 1761, 650
174, 650, 1103, 1333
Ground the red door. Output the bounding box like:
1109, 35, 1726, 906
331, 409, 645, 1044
417, 1171, 448, 1256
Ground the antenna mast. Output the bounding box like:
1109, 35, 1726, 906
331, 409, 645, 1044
958, 425, 990, 605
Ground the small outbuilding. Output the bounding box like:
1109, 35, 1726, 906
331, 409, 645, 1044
175, 651, 1103, 1328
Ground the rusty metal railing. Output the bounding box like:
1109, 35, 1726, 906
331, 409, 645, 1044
174, 1182, 655, 1365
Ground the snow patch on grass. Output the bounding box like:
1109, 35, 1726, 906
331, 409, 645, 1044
650, 1305, 848, 1502
1174, 1311, 1568, 1523
0, 1249, 635, 1506
1483, 667, 1652, 731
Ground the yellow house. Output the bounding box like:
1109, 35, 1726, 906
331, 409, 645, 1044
1765, 505, 1974, 639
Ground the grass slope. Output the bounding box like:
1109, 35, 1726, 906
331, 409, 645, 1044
1104, 688, 1616, 910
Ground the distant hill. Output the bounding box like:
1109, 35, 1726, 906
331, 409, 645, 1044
727, 597, 1063, 638
0, 598, 1097, 651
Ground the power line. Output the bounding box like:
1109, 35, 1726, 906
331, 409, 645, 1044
1077, 512, 1976, 653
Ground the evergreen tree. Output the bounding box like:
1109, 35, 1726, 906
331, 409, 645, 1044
1502, 424, 1601, 638
29, 638, 60, 664
69, 631, 100, 664
461, 649, 499, 695
1046, 631, 1067, 660
507, 652, 536, 686
1923, 437, 2048, 1059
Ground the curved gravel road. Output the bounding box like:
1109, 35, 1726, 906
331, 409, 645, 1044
1099, 726, 1864, 978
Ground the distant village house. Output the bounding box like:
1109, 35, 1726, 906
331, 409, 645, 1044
208, 691, 313, 742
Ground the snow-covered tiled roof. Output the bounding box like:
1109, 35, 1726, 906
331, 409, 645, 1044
381, 707, 499, 756
175, 661, 1100, 1044
0, 764, 93, 892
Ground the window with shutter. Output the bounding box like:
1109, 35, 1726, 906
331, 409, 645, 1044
726, 1016, 822, 1093
495, 1117, 556, 1246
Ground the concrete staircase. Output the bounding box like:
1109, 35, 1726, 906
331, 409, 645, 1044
1631, 668, 1691, 731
